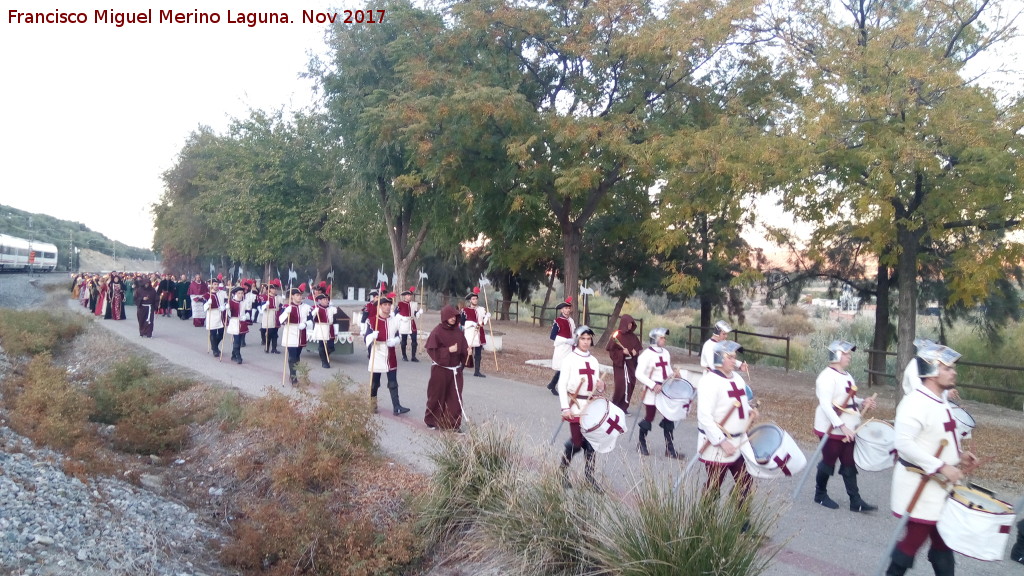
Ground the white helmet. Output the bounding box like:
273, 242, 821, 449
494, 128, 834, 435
649, 327, 669, 345
714, 320, 733, 336
913, 338, 935, 352
713, 340, 743, 367
916, 345, 961, 378
574, 325, 595, 346
827, 340, 857, 363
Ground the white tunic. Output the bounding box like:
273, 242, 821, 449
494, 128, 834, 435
813, 366, 863, 437
557, 348, 601, 419
224, 296, 252, 336
366, 314, 399, 373
310, 304, 338, 342
696, 369, 753, 464
463, 305, 489, 348
701, 337, 744, 371
203, 290, 227, 330
635, 346, 673, 406
397, 301, 420, 335
277, 303, 312, 348
551, 316, 576, 371
890, 387, 962, 522
259, 295, 284, 329
901, 360, 921, 396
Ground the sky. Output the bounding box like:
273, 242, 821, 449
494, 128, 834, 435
1, 3, 1021, 254
1, 1, 338, 249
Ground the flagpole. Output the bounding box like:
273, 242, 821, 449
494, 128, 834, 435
479, 281, 498, 371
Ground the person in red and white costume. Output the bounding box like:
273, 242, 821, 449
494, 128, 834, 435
397, 288, 422, 362
258, 281, 283, 354
310, 292, 338, 369
365, 293, 410, 415
556, 326, 605, 492
634, 327, 685, 459
203, 279, 228, 358
225, 286, 252, 365
278, 288, 311, 385
812, 340, 877, 511
461, 290, 489, 378
696, 340, 757, 500
546, 299, 575, 395
885, 345, 979, 576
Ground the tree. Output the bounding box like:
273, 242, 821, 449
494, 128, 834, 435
778, 0, 1024, 372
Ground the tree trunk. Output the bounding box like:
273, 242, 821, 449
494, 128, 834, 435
542, 269, 556, 309
895, 224, 921, 385
870, 262, 891, 388
597, 293, 628, 347
561, 222, 581, 324
500, 283, 513, 321
699, 297, 713, 343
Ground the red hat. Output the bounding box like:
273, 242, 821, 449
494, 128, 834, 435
298, 282, 307, 293
409, 286, 416, 292
318, 281, 328, 289
270, 279, 282, 287
216, 273, 223, 281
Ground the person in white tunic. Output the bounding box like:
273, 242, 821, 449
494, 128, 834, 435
696, 340, 757, 501
278, 288, 312, 385
901, 339, 960, 403
546, 299, 576, 395
557, 326, 605, 492
699, 320, 748, 375
633, 327, 684, 459
812, 340, 877, 511
885, 345, 978, 576
203, 281, 228, 358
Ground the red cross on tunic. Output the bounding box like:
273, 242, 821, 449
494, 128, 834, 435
604, 414, 624, 435
727, 381, 746, 419
579, 361, 596, 390
773, 453, 793, 476
943, 410, 960, 451
654, 356, 669, 380
844, 381, 858, 411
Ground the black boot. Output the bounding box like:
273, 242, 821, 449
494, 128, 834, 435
638, 420, 652, 456
927, 548, 954, 576
885, 549, 914, 576
814, 461, 839, 509
1012, 519, 1024, 564
559, 441, 575, 489
660, 419, 684, 459
401, 337, 408, 361
411, 336, 419, 361
840, 465, 877, 512
288, 363, 298, 385
547, 372, 560, 396
473, 348, 485, 377
389, 385, 410, 415
584, 447, 602, 493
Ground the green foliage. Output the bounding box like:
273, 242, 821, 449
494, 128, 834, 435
417, 423, 776, 576
0, 309, 86, 358
86, 357, 195, 454
7, 353, 93, 451
945, 320, 1024, 408
759, 307, 814, 338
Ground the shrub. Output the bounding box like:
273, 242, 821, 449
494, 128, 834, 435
8, 353, 93, 450
760, 308, 815, 338
0, 309, 85, 358
86, 357, 195, 454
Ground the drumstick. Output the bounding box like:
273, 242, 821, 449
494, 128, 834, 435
875, 440, 949, 576
675, 401, 742, 492
791, 386, 861, 500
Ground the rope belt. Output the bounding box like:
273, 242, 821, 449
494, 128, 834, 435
431, 361, 461, 374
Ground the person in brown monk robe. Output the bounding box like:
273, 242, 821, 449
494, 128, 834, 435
424, 305, 468, 431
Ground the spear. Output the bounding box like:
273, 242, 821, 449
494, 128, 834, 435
479, 275, 498, 371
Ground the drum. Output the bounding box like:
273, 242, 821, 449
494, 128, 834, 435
740, 424, 807, 479
936, 485, 1014, 561
949, 404, 975, 441
655, 377, 696, 421
580, 398, 628, 454
854, 420, 896, 472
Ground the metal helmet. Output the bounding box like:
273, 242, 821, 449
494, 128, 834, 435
827, 340, 857, 363
713, 340, 743, 367
912, 338, 935, 352
916, 345, 961, 378
574, 325, 595, 346
714, 320, 733, 336
649, 327, 670, 345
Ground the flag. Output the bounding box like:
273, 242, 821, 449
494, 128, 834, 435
478, 274, 491, 287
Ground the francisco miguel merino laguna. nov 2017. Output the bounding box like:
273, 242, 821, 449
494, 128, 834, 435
6, 9, 385, 27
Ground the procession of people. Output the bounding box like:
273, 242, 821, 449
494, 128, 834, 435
67, 273, 1022, 572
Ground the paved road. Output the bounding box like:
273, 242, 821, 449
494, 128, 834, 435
76, 300, 1024, 576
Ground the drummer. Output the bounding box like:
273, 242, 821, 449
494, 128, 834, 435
700, 320, 749, 375
886, 345, 979, 576
634, 327, 685, 459
901, 338, 960, 403
557, 326, 605, 492
696, 340, 757, 500
812, 340, 877, 512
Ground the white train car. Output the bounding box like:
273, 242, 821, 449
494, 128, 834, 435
0, 234, 58, 272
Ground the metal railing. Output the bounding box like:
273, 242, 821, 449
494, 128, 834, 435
684, 325, 791, 372
865, 348, 1024, 398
